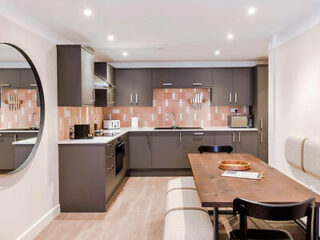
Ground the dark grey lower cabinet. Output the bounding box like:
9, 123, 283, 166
129, 132, 152, 169
59, 136, 128, 212
151, 132, 186, 168
182, 131, 214, 154
215, 131, 236, 152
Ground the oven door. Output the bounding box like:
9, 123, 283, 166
115, 141, 125, 175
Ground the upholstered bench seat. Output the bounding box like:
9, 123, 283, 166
166, 188, 204, 213
163, 209, 213, 240
167, 177, 196, 193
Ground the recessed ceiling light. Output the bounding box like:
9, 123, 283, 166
107, 35, 115, 41
248, 7, 256, 15
214, 50, 220, 56
123, 52, 128, 57
227, 33, 234, 40
83, 8, 92, 17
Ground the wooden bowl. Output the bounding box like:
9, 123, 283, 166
218, 160, 250, 171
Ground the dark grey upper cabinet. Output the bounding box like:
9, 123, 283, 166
233, 68, 253, 105
129, 132, 152, 169
151, 132, 187, 168
0, 69, 20, 88
20, 69, 37, 89
212, 68, 253, 106
115, 69, 152, 107
151, 68, 212, 88
212, 69, 233, 105
57, 45, 95, 106
134, 69, 152, 106
115, 69, 135, 106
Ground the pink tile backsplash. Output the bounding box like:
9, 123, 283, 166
0, 89, 40, 129
58, 106, 104, 141
104, 88, 247, 128
58, 88, 248, 140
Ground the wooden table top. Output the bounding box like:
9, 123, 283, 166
188, 153, 320, 207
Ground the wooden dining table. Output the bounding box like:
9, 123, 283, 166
188, 153, 320, 240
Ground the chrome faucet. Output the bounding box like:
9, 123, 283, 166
170, 112, 178, 129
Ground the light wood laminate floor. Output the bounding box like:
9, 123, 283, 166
36, 177, 305, 240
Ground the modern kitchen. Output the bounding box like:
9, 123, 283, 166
1, 1, 320, 240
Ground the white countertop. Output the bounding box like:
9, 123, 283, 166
12, 137, 37, 145
0, 129, 39, 133
58, 127, 258, 145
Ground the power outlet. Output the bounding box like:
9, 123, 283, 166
230, 108, 238, 113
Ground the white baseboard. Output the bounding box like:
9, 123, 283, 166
17, 204, 60, 240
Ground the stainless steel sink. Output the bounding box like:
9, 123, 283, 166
154, 127, 203, 130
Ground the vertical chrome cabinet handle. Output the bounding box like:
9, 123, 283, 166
235, 93, 238, 103
179, 132, 182, 144
229, 93, 232, 103
136, 94, 138, 104
260, 132, 263, 143
13, 134, 17, 142
232, 133, 236, 143
130, 94, 133, 105
238, 132, 241, 143
260, 118, 263, 130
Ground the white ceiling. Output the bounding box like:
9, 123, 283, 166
1, 0, 319, 62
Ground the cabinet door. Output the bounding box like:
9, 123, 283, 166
236, 132, 258, 156
16, 132, 38, 141
233, 68, 253, 105
20, 69, 37, 89
182, 131, 214, 154
129, 132, 152, 168
151, 69, 174, 88
0, 133, 15, 170
134, 69, 152, 106
178, 69, 212, 88
151, 132, 186, 168
115, 69, 135, 106
0, 69, 20, 88
212, 69, 233, 105
81, 48, 95, 106
214, 131, 236, 153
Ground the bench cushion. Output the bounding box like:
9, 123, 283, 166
164, 209, 213, 240
167, 177, 196, 193
166, 189, 204, 214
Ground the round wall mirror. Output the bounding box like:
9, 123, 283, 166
0, 43, 45, 174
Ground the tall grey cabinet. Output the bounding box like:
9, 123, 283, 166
253, 65, 268, 162
57, 45, 95, 106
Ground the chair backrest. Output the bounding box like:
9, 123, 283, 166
233, 197, 315, 240
198, 145, 233, 154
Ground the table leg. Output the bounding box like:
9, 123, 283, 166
214, 207, 219, 240
314, 207, 319, 240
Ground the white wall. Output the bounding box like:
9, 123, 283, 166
269, 22, 320, 192
0, 16, 59, 239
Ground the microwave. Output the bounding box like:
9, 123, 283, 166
103, 120, 120, 129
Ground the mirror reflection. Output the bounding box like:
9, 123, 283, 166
0, 44, 42, 173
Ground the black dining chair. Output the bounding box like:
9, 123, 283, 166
198, 145, 233, 154
230, 197, 315, 240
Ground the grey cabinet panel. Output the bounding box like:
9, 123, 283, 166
115, 69, 134, 106
129, 132, 152, 168
233, 68, 253, 105
0, 69, 20, 88
134, 69, 152, 106
236, 132, 258, 156
20, 69, 37, 89
215, 131, 236, 152
151, 132, 186, 168
151, 69, 173, 88
81, 48, 95, 106
182, 131, 214, 154
254, 65, 268, 162
0, 133, 15, 170
212, 69, 233, 105
179, 69, 212, 88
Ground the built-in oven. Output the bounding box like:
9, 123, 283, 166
115, 137, 125, 175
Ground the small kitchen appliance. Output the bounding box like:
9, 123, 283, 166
131, 117, 139, 129
103, 120, 120, 129
74, 124, 91, 139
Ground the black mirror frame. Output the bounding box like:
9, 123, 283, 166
0, 43, 45, 174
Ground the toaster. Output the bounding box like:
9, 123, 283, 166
103, 120, 120, 129
228, 115, 249, 128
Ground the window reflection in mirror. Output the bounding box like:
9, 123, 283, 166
0, 44, 43, 173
